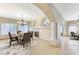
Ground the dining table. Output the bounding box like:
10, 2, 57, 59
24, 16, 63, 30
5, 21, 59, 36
16, 33, 24, 44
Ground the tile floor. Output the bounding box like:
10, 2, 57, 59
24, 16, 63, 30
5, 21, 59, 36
0, 37, 79, 55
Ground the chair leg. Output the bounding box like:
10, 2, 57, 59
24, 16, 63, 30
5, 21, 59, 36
29, 41, 31, 45
32, 37, 33, 40
9, 41, 11, 47
22, 40, 25, 48
23, 43, 25, 48
17, 40, 19, 44
15, 37, 19, 44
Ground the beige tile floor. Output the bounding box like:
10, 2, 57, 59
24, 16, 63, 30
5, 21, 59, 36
31, 37, 79, 55
31, 39, 62, 55
60, 37, 79, 55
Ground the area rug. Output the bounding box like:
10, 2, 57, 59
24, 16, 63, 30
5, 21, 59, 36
0, 37, 40, 55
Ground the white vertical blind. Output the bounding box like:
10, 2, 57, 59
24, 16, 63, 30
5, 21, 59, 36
1, 23, 17, 35
68, 24, 77, 33
18, 24, 28, 33
1, 23, 10, 35
0, 22, 28, 35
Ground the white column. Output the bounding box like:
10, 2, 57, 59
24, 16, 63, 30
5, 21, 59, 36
50, 22, 58, 46
51, 22, 57, 40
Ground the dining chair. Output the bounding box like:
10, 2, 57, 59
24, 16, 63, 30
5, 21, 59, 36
30, 31, 33, 40
22, 33, 31, 47
34, 31, 39, 37
71, 32, 77, 40
8, 32, 19, 47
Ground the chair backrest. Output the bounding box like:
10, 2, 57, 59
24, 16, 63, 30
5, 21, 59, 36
71, 32, 75, 37
23, 33, 31, 42
8, 32, 12, 40
30, 31, 33, 37
34, 31, 39, 37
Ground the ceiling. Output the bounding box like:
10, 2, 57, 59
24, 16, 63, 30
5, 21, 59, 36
53, 3, 79, 21
1, 3, 79, 21
0, 3, 45, 21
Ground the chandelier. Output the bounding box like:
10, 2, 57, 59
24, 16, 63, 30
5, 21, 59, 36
17, 15, 27, 26
21, 15, 25, 26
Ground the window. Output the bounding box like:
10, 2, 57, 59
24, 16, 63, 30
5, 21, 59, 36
68, 25, 77, 33
23, 25, 28, 32
61, 24, 63, 33
18, 24, 28, 33
0, 23, 17, 35
0, 22, 28, 35
1, 23, 10, 35
9, 23, 17, 34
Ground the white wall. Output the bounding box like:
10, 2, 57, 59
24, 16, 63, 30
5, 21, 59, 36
39, 26, 57, 46
48, 4, 65, 46
35, 4, 65, 46
39, 28, 51, 41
